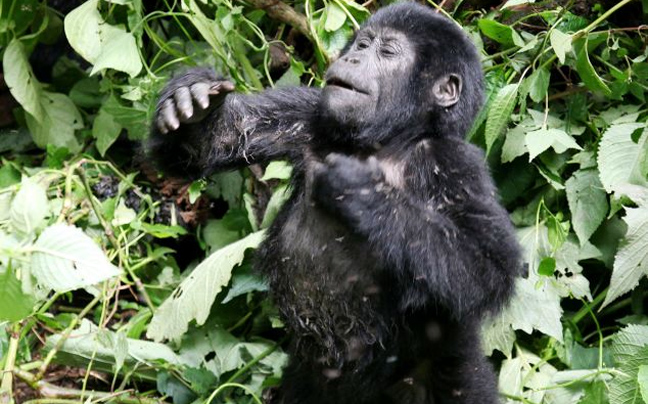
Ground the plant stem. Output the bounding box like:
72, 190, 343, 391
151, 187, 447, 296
0, 324, 20, 402
576, 0, 637, 37
35, 295, 101, 381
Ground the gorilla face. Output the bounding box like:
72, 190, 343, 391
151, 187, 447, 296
320, 28, 416, 131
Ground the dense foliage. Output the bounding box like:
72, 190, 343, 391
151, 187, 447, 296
0, 0, 647, 403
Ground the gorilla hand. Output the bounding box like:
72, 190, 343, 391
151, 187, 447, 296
155, 69, 235, 134
313, 154, 388, 232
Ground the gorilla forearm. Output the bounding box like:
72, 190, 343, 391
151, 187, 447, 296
149, 73, 320, 178
363, 198, 518, 317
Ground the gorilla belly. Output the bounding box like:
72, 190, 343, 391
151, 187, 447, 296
258, 197, 394, 366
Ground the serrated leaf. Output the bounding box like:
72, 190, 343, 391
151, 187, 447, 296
221, 265, 268, 304
324, 2, 347, 32
609, 325, 648, 404
639, 366, 648, 403
10, 178, 48, 236
603, 207, 648, 308
25, 92, 83, 153
0, 269, 35, 322
550, 29, 572, 64
501, 125, 528, 163
3, 39, 44, 122
485, 84, 518, 154
526, 128, 582, 161
46, 319, 182, 377
93, 108, 123, 156
31, 224, 121, 292
598, 123, 647, 193
147, 231, 265, 342
574, 38, 612, 96
528, 67, 550, 103
566, 169, 608, 245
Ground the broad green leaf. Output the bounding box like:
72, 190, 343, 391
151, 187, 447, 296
93, 108, 123, 156
609, 325, 648, 404
147, 231, 265, 342
3, 39, 44, 122
598, 123, 647, 193
485, 84, 518, 154
566, 169, 608, 245
64, 0, 103, 62
90, 28, 142, 78
103, 94, 148, 140
261, 161, 293, 181
10, 178, 48, 236
574, 38, 612, 96
501, 125, 528, 163
222, 265, 268, 304
527, 67, 550, 103
324, 2, 347, 32
478, 19, 524, 47
525, 128, 582, 161
0, 269, 35, 322
46, 319, 182, 378
25, 92, 83, 153
639, 366, 648, 403
65, 0, 142, 77
550, 29, 572, 64
31, 224, 121, 292
500, 276, 563, 341
603, 206, 648, 308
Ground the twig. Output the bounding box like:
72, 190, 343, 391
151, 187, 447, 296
239, 0, 312, 40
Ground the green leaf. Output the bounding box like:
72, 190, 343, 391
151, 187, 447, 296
261, 184, 291, 229
147, 231, 265, 342
31, 224, 121, 292
64, 0, 142, 77
574, 38, 612, 97
25, 91, 83, 153
502, 125, 528, 163
603, 206, 648, 308
90, 28, 142, 78
221, 265, 268, 304
2, 39, 44, 122
46, 319, 182, 377
10, 178, 49, 236
538, 257, 556, 276
566, 169, 608, 245
324, 2, 347, 32
525, 128, 582, 161
93, 108, 123, 156
609, 325, 648, 404
485, 84, 518, 154
550, 29, 572, 64
639, 365, 648, 403
598, 123, 647, 194
527, 67, 550, 103
261, 161, 293, 181
0, 269, 35, 322
478, 19, 524, 47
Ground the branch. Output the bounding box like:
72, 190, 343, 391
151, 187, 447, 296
240, 0, 312, 40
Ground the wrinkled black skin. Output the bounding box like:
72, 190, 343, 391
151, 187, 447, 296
149, 3, 521, 404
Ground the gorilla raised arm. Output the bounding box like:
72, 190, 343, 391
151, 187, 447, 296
149, 3, 520, 404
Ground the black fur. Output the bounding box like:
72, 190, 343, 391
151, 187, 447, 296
149, 3, 521, 403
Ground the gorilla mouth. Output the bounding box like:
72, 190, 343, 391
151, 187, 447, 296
326, 77, 368, 94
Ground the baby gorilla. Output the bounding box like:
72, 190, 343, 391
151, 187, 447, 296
149, 3, 520, 404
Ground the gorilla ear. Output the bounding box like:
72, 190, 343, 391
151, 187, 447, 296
432, 74, 462, 108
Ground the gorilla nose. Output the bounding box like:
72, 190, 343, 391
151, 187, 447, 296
343, 56, 360, 64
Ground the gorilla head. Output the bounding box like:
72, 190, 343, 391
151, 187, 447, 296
320, 3, 484, 146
